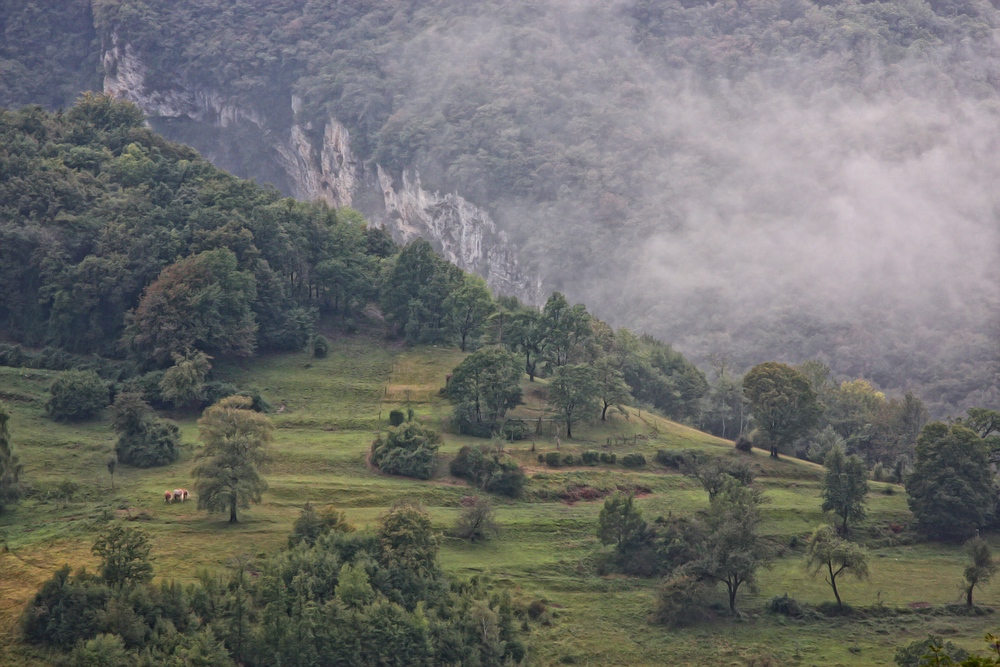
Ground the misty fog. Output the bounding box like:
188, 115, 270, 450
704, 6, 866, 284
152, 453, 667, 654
380, 0, 1000, 413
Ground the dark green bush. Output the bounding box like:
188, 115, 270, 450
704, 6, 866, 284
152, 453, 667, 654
894, 635, 968, 667
563, 454, 574, 466
389, 409, 406, 427
622, 453, 646, 468
371, 421, 441, 479
581, 451, 600, 465
312, 334, 330, 358
599, 452, 617, 464
22, 566, 111, 649
655, 449, 700, 469
116, 419, 180, 468
112, 393, 180, 468
735, 435, 753, 452
766, 594, 803, 617
544, 452, 562, 467
0, 343, 28, 367
47, 370, 109, 421
451, 445, 525, 497
652, 575, 712, 627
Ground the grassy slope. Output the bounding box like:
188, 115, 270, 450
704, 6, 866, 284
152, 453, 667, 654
0, 335, 998, 666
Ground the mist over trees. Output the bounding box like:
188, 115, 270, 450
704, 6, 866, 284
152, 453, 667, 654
4, 0, 993, 415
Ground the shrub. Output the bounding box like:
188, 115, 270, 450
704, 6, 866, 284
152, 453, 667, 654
112, 393, 180, 468
872, 462, 886, 482
527, 599, 547, 620
288, 502, 355, 548
600, 452, 617, 464
371, 421, 441, 479
581, 451, 600, 465
894, 635, 969, 667
453, 496, 499, 542
766, 594, 803, 617
312, 334, 330, 358
544, 452, 562, 467
622, 453, 646, 468
653, 575, 712, 627
0, 343, 28, 367
563, 454, 575, 466
735, 435, 753, 453
47, 370, 109, 421
451, 445, 525, 497
538, 454, 545, 463
655, 449, 700, 469
389, 409, 406, 427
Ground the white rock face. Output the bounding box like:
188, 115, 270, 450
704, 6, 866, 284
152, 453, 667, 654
376, 167, 542, 302
103, 40, 540, 302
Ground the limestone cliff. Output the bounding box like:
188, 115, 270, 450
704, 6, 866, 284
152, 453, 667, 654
102, 38, 539, 303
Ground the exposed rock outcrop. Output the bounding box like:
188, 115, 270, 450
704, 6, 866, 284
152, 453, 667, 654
102, 39, 539, 302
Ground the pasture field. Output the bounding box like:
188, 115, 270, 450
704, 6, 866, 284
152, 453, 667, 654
0, 333, 998, 666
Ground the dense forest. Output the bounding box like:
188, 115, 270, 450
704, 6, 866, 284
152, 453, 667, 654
1, 0, 996, 418
0, 98, 708, 426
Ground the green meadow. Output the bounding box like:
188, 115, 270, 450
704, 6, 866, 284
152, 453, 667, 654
1, 334, 998, 666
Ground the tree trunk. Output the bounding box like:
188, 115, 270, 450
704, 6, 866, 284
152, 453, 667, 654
460, 331, 468, 352
230, 495, 238, 523
770, 444, 779, 459
602, 402, 609, 420
727, 582, 738, 613
566, 419, 573, 439
967, 585, 974, 607
829, 563, 842, 608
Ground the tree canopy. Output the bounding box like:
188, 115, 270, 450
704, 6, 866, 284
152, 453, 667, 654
906, 422, 994, 542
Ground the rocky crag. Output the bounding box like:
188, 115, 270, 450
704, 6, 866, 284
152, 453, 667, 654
102, 38, 541, 304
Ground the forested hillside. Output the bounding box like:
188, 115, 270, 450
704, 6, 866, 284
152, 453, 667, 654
1, 0, 998, 417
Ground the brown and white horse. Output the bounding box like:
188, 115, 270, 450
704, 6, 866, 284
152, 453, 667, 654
165, 489, 189, 503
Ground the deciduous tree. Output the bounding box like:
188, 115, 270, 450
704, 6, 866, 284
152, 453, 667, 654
821, 446, 869, 535
962, 536, 996, 607
906, 422, 994, 542
548, 364, 600, 438
743, 362, 821, 458
804, 525, 869, 609
193, 396, 272, 523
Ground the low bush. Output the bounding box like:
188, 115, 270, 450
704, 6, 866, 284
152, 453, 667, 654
388, 409, 406, 427
622, 453, 646, 468
766, 594, 803, 617
312, 334, 330, 358
370, 421, 441, 479
563, 454, 575, 466
112, 393, 180, 468
735, 435, 753, 452
655, 449, 701, 469
581, 451, 600, 465
544, 452, 562, 467
450, 445, 525, 497
653, 575, 712, 627
600, 452, 617, 464
47, 370, 109, 421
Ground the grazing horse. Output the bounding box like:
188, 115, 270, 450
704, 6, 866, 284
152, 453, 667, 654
164, 490, 174, 503
173, 488, 189, 502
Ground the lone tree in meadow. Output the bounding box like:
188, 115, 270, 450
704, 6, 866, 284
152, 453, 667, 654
193, 395, 272, 523
743, 362, 821, 458
906, 422, 994, 542
597, 493, 648, 553
804, 525, 869, 609
821, 446, 869, 536
548, 363, 601, 438
691, 478, 774, 614
962, 536, 997, 607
